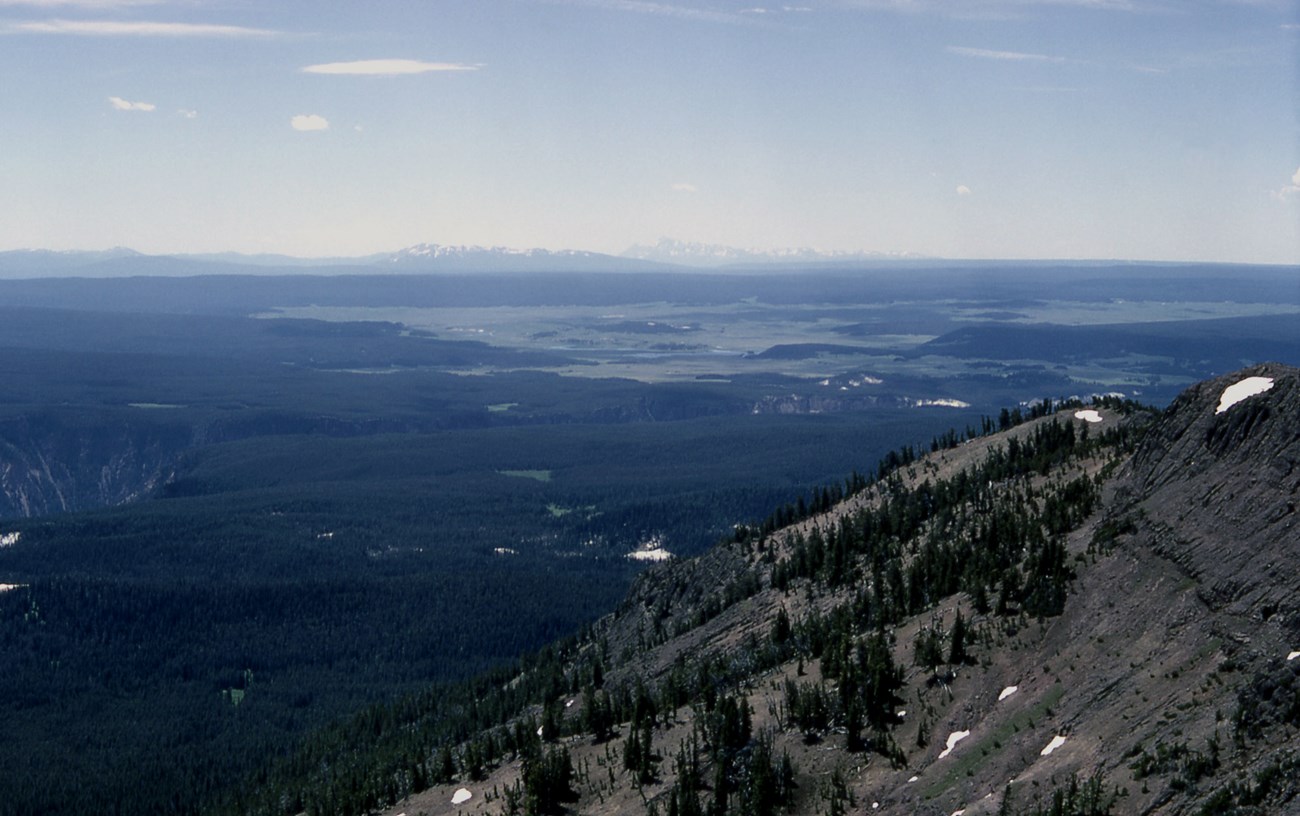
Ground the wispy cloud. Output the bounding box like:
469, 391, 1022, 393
178, 108, 197, 119
7, 19, 279, 36
543, 0, 762, 25
956, 184, 973, 196
948, 45, 1066, 62
0, 0, 161, 6
843, 0, 1142, 15
303, 59, 479, 76
108, 95, 154, 111
739, 5, 814, 13
671, 182, 698, 193
290, 114, 329, 132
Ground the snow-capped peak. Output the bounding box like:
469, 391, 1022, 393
621, 237, 926, 268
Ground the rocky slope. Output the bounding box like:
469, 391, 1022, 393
265, 365, 1299, 816
0, 413, 191, 518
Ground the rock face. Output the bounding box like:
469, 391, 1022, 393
1117, 362, 1300, 621
0, 414, 190, 518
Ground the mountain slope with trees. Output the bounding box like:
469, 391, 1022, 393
222, 364, 1300, 816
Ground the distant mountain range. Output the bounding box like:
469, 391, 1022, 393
0, 240, 929, 278
621, 237, 928, 267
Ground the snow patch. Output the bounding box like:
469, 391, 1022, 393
952, 810, 966, 816
998, 685, 1019, 701
0, 583, 25, 593
628, 536, 673, 561
908, 775, 919, 783
1287, 651, 1299, 662
451, 788, 472, 805
494, 547, 518, 556
1073, 410, 1103, 424
0, 531, 20, 548
939, 730, 970, 759
1040, 735, 1067, 756
1216, 377, 1274, 414
628, 548, 673, 562
914, 398, 972, 409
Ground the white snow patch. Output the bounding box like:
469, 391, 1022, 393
494, 547, 518, 556
1216, 377, 1274, 414
896, 709, 906, 718
998, 685, 1019, 701
1073, 410, 1103, 424
908, 775, 919, 783
939, 730, 970, 759
628, 547, 673, 562
915, 398, 972, 409
952, 810, 966, 816
1040, 735, 1067, 756
451, 787, 473, 805
872, 803, 880, 810
819, 379, 831, 386
0, 531, 20, 548
566, 699, 575, 708
1287, 651, 1299, 662
0, 583, 25, 593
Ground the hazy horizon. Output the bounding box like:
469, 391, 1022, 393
3, 0, 1298, 265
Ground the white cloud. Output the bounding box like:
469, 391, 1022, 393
303, 59, 478, 76
671, 182, 698, 193
108, 95, 154, 111
1273, 166, 1300, 201
948, 46, 1065, 62
956, 185, 973, 196
9, 19, 278, 36
290, 114, 329, 132
178, 108, 198, 119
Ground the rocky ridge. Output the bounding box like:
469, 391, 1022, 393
262, 365, 1300, 816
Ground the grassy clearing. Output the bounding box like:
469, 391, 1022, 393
498, 469, 552, 483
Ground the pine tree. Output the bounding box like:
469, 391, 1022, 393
948, 611, 968, 665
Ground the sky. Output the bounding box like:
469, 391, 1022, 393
1, 0, 1297, 263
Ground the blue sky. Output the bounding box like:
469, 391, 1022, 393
1, 0, 1297, 263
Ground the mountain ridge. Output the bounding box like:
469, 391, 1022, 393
220, 363, 1300, 816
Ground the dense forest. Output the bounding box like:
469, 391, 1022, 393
0, 406, 988, 816
199, 398, 1142, 816
1, 267, 1295, 815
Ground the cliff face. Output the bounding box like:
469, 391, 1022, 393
1117, 362, 1300, 621
0, 413, 191, 518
